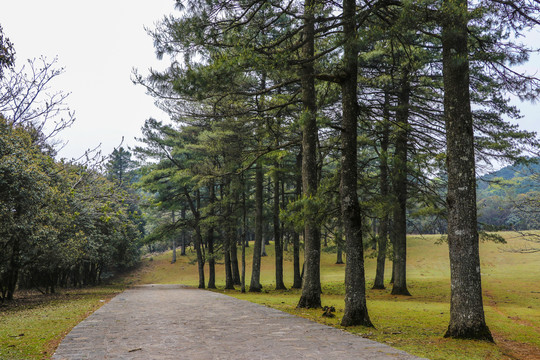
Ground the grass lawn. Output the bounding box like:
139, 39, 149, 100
0, 286, 125, 359
129, 231, 540, 360
1, 231, 538, 359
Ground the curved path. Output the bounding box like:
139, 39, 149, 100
53, 284, 426, 360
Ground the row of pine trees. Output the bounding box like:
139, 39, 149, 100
133, 0, 540, 341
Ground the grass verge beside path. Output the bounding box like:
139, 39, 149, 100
1, 231, 538, 359
0, 286, 124, 359
134, 232, 540, 360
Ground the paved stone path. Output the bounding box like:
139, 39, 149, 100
53, 284, 427, 360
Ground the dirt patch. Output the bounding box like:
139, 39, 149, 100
493, 333, 540, 360
484, 291, 540, 360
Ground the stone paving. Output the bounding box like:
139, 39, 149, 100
53, 284, 427, 360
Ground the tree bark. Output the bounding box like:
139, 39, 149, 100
297, 0, 321, 309
249, 161, 264, 292
339, 0, 372, 327
391, 69, 411, 296
441, 0, 492, 341
230, 237, 241, 286
241, 175, 247, 293
274, 163, 287, 290
207, 183, 216, 289
373, 92, 390, 289
292, 151, 303, 289
181, 206, 187, 256
183, 188, 205, 289
171, 211, 177, 264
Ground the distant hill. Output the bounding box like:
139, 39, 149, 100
477, 158, 540, 230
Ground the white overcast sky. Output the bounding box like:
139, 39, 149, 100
1, 0, 175, 160
1, 1, 539, 161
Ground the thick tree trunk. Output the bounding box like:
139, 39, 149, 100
373, 92, 390, 290
297, 0, 321, 309
339, 0, 372, 327
391, 70, 411, 296
274, 164, 286, 290
441, 0, 492, 341
249, 161, 264, 292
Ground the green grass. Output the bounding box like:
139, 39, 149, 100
0, 286, 124, 360
1, 232, 538, 359
132, 232, 540, 360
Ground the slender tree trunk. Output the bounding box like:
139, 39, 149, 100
224, 235, 234, 289
171, 211, 177, 264
391, 69, 411, 296
261, 237, 267, 256
274, 163, 287, 290
297, 0, 321, 309
230, 234, 241, 286
249, 161, 264, 292
336, 226, 344, 264
181, 206, 187, 256
207, 183, 216, 289
441, 0, 492, 341
184, 188, 205, 289
292, 151, 303, 289
207, 228, 216, 289
373, 93, 390, 289
241, 176, 247, 293
6, 240, 20, 300
340, 0, 372, 327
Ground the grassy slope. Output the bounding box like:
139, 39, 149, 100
129, 232, 540, 360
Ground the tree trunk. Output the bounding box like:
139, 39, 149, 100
336, 226, 344, 265
241, 176, 247, 293
391, 69, 411, 296
339, 0, 372, 327
441, 0, 492, 341
181, 206, 187, 256
373, 93, 390, 289
6, 242, 20, 301
249, 161, 264, 292
297, 0, 321, 309
224, 235, 234, 289
230, 235, 241, 286
207, 183, 216, 288
274, 163, 287, 290
171, 211, 177, 264
292, 151, 303, 289
184, 188, 205, 289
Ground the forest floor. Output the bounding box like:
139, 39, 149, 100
0, 231, 538, 359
